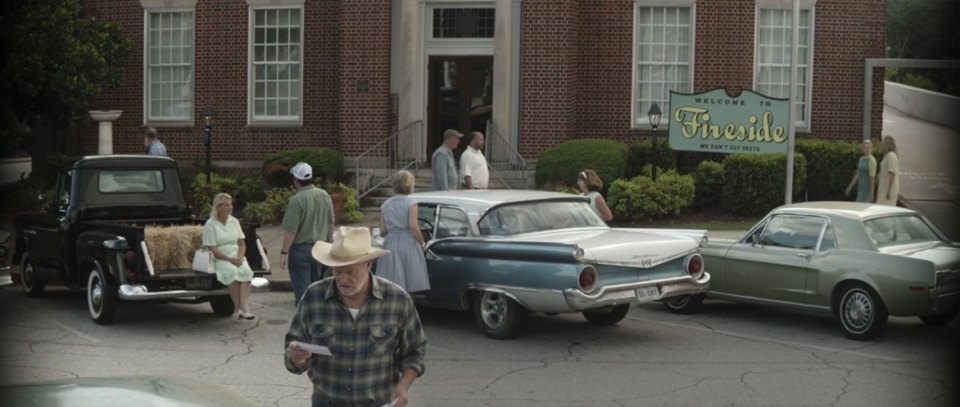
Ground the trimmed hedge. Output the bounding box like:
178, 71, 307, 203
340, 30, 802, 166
625, 138, 678, 179
795, 139, 863, 201
534, 139, 628, 190
691, 160, 724, 209
720, 153, 807, 215
607, 171, 695, 221
262, 147, 344, 189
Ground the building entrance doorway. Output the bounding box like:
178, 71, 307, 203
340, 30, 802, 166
427, 56, 493, 159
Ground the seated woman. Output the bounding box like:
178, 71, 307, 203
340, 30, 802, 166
203, 193, 256, 321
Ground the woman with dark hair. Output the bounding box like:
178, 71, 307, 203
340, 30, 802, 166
577, 169, 613, 222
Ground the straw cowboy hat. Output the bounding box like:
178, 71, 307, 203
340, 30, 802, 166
311, 226, 390, 267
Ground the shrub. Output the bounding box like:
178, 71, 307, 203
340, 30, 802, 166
323, 182, 364, 224
234, 173, 266, 208
262, 147, 344, 189
720, 153, 807, 216
539, 181, 580, 194
795, 139, 862, 201
534, 139, 628, 189
241, 201, 275, 225
190, 173, 238, 217
264, 187, 297, 219
32, 154, 80, 187
625, 138, 678, 179
607, 171, 695, 221
691, 160, 724, 209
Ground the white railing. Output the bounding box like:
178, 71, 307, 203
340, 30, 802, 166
354, 120, 423, 200
483, 121, 526, 189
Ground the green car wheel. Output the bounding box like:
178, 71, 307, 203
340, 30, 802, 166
837, 283, 887, 341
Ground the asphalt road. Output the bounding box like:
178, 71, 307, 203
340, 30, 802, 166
1, 287, 956, 406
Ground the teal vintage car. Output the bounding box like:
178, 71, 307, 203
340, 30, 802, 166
392, 190, 710, 339
662, 202, 960, 340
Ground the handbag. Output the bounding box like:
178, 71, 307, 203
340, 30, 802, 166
192, 248, 214, 273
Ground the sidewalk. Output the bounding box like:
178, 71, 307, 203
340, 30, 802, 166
259, 210, 381, 292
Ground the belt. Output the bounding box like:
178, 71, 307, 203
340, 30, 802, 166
292, 242, 315, 246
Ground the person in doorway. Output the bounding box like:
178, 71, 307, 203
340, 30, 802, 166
279, 162, 336, 306
876, 135, 900, 206
459, 131, 489, 189
845, 140, 877, 202
144, 127, 167, 156
377, 170, 429, 292
202, 193, 255, 320
577, 169, 613, 222
284, 226, 427, 407
431, 129, 463, 191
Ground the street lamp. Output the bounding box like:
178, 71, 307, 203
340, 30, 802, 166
200, 105, 216, 184
647, 102, 662, 181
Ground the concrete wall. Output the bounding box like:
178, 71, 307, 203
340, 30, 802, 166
884, 81, 960, 130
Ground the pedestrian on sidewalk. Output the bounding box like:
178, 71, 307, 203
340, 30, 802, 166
577, 169, 613, 222
202, 193, 256, 320
845, 140, 877, 203
876, 135, 900, 206
376, 170, 430, 293
284, 226, 427, 407
143, 127, 167, 156
431, 129, 463, 191
279, 162, 335, 305
459, 131, 489, 189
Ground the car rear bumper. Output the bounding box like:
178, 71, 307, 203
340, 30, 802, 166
116, 277, 269, 300
563, 272, 711, 311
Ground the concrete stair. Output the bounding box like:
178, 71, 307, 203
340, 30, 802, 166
353, 167, 536, 211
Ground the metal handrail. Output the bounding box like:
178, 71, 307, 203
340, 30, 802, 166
485, 120, 526, 171
354, 120, 423, 200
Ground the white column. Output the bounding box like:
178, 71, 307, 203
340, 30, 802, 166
398, 0, 423, 161
89, 110, 123, 155
492, 0, 514, 163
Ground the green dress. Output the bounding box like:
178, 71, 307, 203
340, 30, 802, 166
202, 215, 254, 285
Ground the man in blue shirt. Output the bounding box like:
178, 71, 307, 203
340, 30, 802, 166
431, 129, 462, 191
144, 127, 167, 156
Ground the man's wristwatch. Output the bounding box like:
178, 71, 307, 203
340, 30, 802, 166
280, 250, 288, 255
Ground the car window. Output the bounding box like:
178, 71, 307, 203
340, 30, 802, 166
818, 223, 837, 251
478, 200, 605, 236
435, 207, 471, 239
759, 214, 826, 250
98, 170, 165, 193
863, 215, 940, 248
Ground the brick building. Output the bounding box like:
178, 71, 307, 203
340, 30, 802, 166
81, 0, 885, 174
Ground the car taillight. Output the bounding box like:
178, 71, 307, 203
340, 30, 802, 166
578, 266, 598, 292
685, 254, 703, 279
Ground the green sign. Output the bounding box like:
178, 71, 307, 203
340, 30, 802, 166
667, 89, 789, 154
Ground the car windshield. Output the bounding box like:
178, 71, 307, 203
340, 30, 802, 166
478, 200, 606, 236
863, 215, 941, 248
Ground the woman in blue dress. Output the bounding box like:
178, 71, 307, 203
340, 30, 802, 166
203, 193, 256, 320
376, 170, 430, 292
577, 169, 613, 222
845, 140, 877, 202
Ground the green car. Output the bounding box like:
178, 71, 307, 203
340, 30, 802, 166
662, 202, 960, 340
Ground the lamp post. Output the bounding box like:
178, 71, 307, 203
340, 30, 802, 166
647, 102, 662, 181
200, 105, 216, 184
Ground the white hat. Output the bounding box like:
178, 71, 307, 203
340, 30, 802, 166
290, 162, 313, 181
311, 227, 390, 267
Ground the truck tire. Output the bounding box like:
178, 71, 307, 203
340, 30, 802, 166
19, 255, 45, 297
87, 268, 118, 325
209, 296, 235, 316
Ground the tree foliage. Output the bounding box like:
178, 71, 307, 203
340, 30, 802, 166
886, 0, 960, 95
0, 0, 132, 131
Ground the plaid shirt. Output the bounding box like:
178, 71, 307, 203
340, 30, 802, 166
284, 275, 427, 405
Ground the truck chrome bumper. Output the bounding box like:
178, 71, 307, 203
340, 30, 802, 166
563, 272, 711, 311
117, 277, 269, 300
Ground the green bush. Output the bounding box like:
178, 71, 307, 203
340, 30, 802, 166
607, 171, 695, 221
31, 154, 80, 187
241, 201, 275, 225
264, 187, 297, 219
692, 160, 724, 209
262, 147, 344, 189
721, 153, 807, 216
534, 139, 628, 189
539, 181, 580, 194
795, 139, 862, 201
625, 138, 678, 179
340, 186, 363, 224
190, 173, 238, 217
234, 173, 266, 207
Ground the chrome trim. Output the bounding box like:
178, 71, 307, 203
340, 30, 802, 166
563, 273, 711, 311
118, 287, 231, 301
708, 291, 832, 313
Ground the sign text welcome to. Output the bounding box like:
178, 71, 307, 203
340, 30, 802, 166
667, 89, 789, 154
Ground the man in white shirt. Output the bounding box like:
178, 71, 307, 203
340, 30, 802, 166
459, 131, 489, 189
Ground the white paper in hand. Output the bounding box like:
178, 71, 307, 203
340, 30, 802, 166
291, 341, 333, 357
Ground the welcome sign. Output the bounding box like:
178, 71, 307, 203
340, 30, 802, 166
667, 89, 789, 154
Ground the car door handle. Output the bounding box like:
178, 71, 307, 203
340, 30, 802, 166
796, 253, 811, 259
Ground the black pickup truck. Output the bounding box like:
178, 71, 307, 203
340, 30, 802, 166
13, 155, 270, 324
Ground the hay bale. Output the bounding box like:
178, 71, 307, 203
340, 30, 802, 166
144, 225, 204, 270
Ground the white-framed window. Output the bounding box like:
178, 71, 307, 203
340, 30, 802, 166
632, 1, 695, 128
248, 5, 303, 126
755, 1, 815, 129
144, 9, 194, 125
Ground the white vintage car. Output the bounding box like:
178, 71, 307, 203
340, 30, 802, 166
380, 189, 710, 338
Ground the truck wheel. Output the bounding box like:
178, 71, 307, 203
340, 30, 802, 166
209, 296, 235, 316
582, 304, 630, 326
87, 268, 118, 325
19, 255, 45, 297
474, 291, 525, 339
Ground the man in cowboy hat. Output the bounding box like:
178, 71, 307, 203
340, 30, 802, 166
284, 226, 427, 407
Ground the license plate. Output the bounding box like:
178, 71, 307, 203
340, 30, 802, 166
635, 286, 660, 302
185, 278, 208, 290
